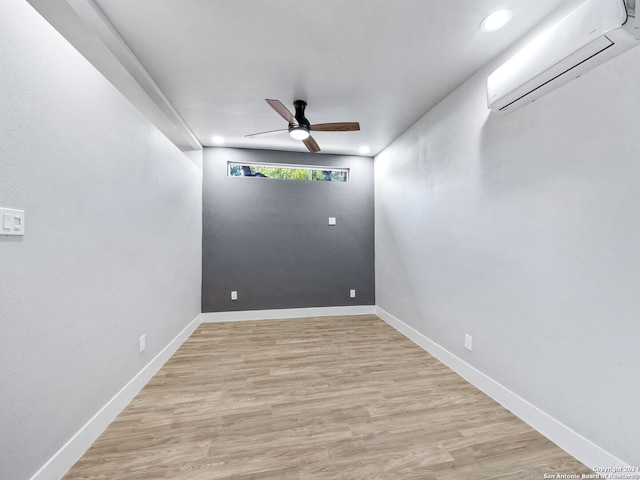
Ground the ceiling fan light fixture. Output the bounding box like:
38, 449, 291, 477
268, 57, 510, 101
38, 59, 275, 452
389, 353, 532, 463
289, 126, 310, 140
254, 99, 360, 153
480, 9, 512, 32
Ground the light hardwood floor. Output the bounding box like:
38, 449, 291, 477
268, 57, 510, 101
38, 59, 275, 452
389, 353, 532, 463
64, 315, 593, 479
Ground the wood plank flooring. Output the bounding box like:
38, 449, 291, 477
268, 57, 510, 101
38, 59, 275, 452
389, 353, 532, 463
63, 315, 593, 479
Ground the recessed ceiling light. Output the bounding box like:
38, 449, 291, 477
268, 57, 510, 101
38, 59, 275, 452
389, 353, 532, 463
359, 146, 371, 155
212, 136, 224, 144
480, 9, 512, 32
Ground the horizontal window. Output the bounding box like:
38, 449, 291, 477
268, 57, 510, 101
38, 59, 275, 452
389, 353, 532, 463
228, 162, 349, 182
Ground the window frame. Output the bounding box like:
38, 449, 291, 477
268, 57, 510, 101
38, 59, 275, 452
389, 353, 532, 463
227, 161, 350, 182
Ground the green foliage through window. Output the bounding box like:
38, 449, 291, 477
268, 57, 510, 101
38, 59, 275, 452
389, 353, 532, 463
228, 162, 349, 182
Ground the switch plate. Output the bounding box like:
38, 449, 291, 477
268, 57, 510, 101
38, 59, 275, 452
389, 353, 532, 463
328, 217, 337, 226
350, 289, 356, 298
139, 335, 146, 353
1, 208, 25, 236
231, 291, 238, 300
465, 334, 473, 351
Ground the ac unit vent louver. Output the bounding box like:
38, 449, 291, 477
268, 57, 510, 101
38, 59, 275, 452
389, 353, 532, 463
487, 0, 640, 114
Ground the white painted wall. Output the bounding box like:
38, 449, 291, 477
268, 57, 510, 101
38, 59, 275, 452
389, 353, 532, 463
0, 2, 202, 479
375, 30, 640, 467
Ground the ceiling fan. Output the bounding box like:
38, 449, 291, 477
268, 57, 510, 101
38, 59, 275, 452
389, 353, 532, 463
245, 99, 360, 153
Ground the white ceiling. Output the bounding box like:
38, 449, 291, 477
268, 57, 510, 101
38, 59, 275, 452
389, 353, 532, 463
31, 0, 579, 156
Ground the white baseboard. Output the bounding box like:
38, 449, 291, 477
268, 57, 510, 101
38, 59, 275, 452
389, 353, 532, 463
201, 305, 376, 323
374, 306, 629, 471
30, 313, 202, 480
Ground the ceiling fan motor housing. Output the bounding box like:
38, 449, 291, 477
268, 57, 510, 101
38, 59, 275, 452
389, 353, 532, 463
293, 100, 311, 128
289, 100, 311, 139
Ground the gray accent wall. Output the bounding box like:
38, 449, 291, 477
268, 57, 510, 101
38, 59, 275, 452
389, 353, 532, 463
0, 3, 202, 479
202, 147, 374, 312
375, 37, 640, 464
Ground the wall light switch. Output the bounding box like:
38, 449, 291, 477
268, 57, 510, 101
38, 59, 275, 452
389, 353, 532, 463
465, 334, 473, 351
350, 289, 356, 298
139, 335, 146, 353
1, 208, 25, 236
231, 291, 238, 300
328, 217, 337, 226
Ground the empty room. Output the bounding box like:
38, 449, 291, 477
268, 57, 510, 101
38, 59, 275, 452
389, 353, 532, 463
1, 0, 639, 479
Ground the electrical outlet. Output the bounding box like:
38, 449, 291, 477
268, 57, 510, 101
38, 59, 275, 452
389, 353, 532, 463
464, 334, 473, 351
350, 289, 356, 298
231, 290, 238, 300
139, 334, 146, 353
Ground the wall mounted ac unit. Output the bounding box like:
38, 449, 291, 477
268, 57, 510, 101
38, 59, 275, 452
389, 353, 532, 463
487, 0, 639, 114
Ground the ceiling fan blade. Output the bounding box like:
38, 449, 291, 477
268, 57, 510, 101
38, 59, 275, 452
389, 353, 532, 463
266, 99, 295, 124
303, 136, 320, 153
310, 122, 360, 132
245, 128, 288, 138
